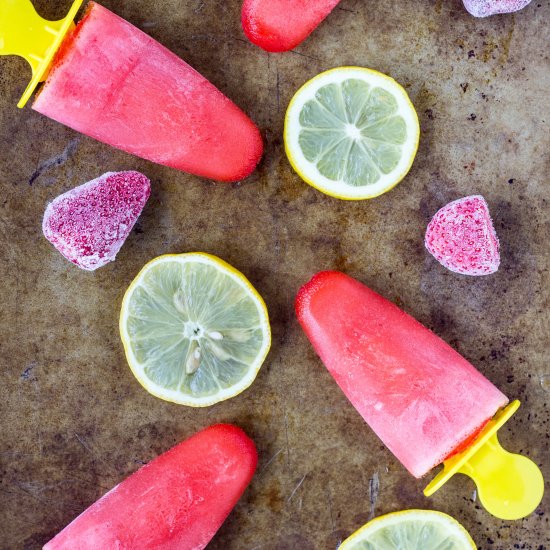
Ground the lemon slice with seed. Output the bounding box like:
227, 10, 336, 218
119, 253, 271, 406
339, 510, 476, 550
284, 67, 420, 200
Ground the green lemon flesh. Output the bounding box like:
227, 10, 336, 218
121, 257, 270, 405
298, 79, 408, 187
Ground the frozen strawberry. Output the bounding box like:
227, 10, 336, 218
425, 195, 500, 276
242, 0, 341, 52
462, 0, 531, 17
43, 171, 150, 271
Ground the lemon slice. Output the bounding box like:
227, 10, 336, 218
284, 67, 420, 200
339, 510, 476, 550
119, 253, 271, 406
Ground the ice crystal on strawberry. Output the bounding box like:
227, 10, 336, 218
463, 0, 531, 17
425, 195, 500, 276
43, 171, 150, 271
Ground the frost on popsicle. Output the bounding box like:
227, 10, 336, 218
425, 195, 500, 276
43, 171, 150, 271
463, 0, 532, 17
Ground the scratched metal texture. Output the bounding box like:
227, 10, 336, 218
0, 0, 548, 548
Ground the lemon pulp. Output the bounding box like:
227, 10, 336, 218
285, 67, 419, 200
119, 253, 271, 406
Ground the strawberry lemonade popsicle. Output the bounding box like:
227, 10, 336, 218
44, 424, 257, 549
296, 271, 544, 518
3, 1, 263, 182
296, 271, 507, 478
242, 0, 342, 52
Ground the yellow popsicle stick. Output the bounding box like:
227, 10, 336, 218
424, 400, 544, 520
0, 0, 84, 108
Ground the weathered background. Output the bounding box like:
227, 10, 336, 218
0, 0, 548, 548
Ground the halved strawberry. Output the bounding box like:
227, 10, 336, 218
43, 171, 150, 271
425, 195, 500, 276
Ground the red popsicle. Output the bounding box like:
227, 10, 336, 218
44, 424, 257, 549
296, 271, 508, 478
32, 2, 263, 182
242, 0, 342, 52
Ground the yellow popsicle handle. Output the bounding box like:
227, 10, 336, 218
424, 401, 544, 520
0, 0, 84, 108
458, 432, 544, 520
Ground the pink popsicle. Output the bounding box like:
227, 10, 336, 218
296, 271, 508, 478
44, 424, 258, 549
242, 0, 342, 52
33, 3, 263, 182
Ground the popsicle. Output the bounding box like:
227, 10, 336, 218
242, 0, 342, 52
2, 1, 263, 182
44, 424, 258, 549
43, 171, 150, 271
296, 271, 544, 519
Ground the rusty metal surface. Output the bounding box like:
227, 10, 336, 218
0, 0, 548, 548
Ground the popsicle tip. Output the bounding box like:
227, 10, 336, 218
203, 422, 252, 437
295, 270, 343, 317
241, 0, 298, 52
206, 121, 264, 182
207, 423, 259, 467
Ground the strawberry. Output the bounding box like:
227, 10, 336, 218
462, 0, 531, 17
425, 195, 500, 276
43, 171, 150, 271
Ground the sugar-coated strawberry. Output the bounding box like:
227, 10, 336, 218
463, 0, 531, 17
43, 171, 150, 271
425, 195, 500, 276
